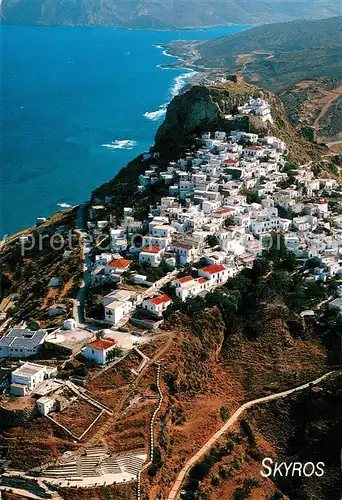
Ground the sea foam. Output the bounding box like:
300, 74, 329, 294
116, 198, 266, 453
144, 69, 196, 121
102, 139, 137, 150
143, 104, 168, 121
57, 202, 72, 208
170, 70, 196, 97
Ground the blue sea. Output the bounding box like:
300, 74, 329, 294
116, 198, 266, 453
1, 24, 248, 236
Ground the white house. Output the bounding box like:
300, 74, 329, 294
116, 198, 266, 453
139, 246, 165, 267
95, 253, 117, 266
36, 396, 58, 416
0, 328, 47, 359
214, 131, 226, 141
142, 235, 170, 249
104, 258, 132, 275
82, 338, 117, 365
293, 216, 317, 232
244, 146, 265, 158
142, 295, 172, 317
169, 243, 197, 265
173, 276, 210, 301
234, 213, 251, 229
103, 289, 138, 325
198, 264, 230, 285
251, 216, 282, 235
11, 362, 55, 396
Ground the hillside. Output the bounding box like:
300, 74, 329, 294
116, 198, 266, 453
1, 0, 342, 28
167, 16, 342, 90
141, 268, 340, 499
165, 17, 342, 146
154, 79, 327, 164
279, 78, 342, 145
247, 374, 342, 500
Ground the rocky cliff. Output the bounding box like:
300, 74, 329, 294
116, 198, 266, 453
155, 80, 258, 156
155, 78, 327, 163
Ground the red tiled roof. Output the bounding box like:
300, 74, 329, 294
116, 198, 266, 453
107, 258, 132, 268
224, 159, 238, 163
200, 264, 226, 274
141, 246, 162, 253
197, 277, 209, 284
214, 208, 232, 215
247, 146, 263, 150
149, 295, 172, 305
88, 339, 116, 350
177, 276, 193, 284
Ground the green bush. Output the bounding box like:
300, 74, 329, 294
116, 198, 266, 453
220, 405, 230, 421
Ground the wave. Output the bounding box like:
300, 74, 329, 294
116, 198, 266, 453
170, 70, 196, 98
143, 71, 196, 121
102, 139, 137, 150
57, 202, 72, 208
143, 104, 168, 121
154, 43, 181, 60
144, 45, 197, 122
162, 49, 180, 60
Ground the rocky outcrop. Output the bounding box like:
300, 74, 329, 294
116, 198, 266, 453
155, 81, 261, 157
155, 79, 327, 163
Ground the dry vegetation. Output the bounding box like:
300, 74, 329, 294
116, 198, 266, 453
0, 208, 83, 327
58, 482, 136, 500
1, 418, 80, 471
140, 303, 328, 499
87, 350, 141, 409
52, 399, 101, 436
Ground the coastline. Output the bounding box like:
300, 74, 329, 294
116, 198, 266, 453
143, 44, 199, 122
3, 23, 249, 237
3, 42, 199, 239
3, 22, 249, 31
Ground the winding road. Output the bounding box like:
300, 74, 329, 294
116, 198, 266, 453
167, 370, 337, 500
313, 89, 342, 143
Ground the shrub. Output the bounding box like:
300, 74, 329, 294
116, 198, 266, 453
211, 474, 220, 487
220, 405, 230, 421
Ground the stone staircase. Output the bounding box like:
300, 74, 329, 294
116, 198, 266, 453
80, 447, 107, 477
99, 457, 121, 475
40, 447, 147, 483
115, 454, 146, 476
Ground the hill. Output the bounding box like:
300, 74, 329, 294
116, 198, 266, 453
1, 0, 342, 28
279, 78, 342, 146
154, 79, 327, 164
165, 17, 342, 146
167, 16, 342, 90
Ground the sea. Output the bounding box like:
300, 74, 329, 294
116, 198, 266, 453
1, 24, 249, 236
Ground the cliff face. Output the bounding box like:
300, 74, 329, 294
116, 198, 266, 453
155, 80, 260, 156
155, 79, 326, 163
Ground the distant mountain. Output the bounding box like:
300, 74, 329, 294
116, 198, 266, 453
1, 0, 342, 28
168, 17, 342, 90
